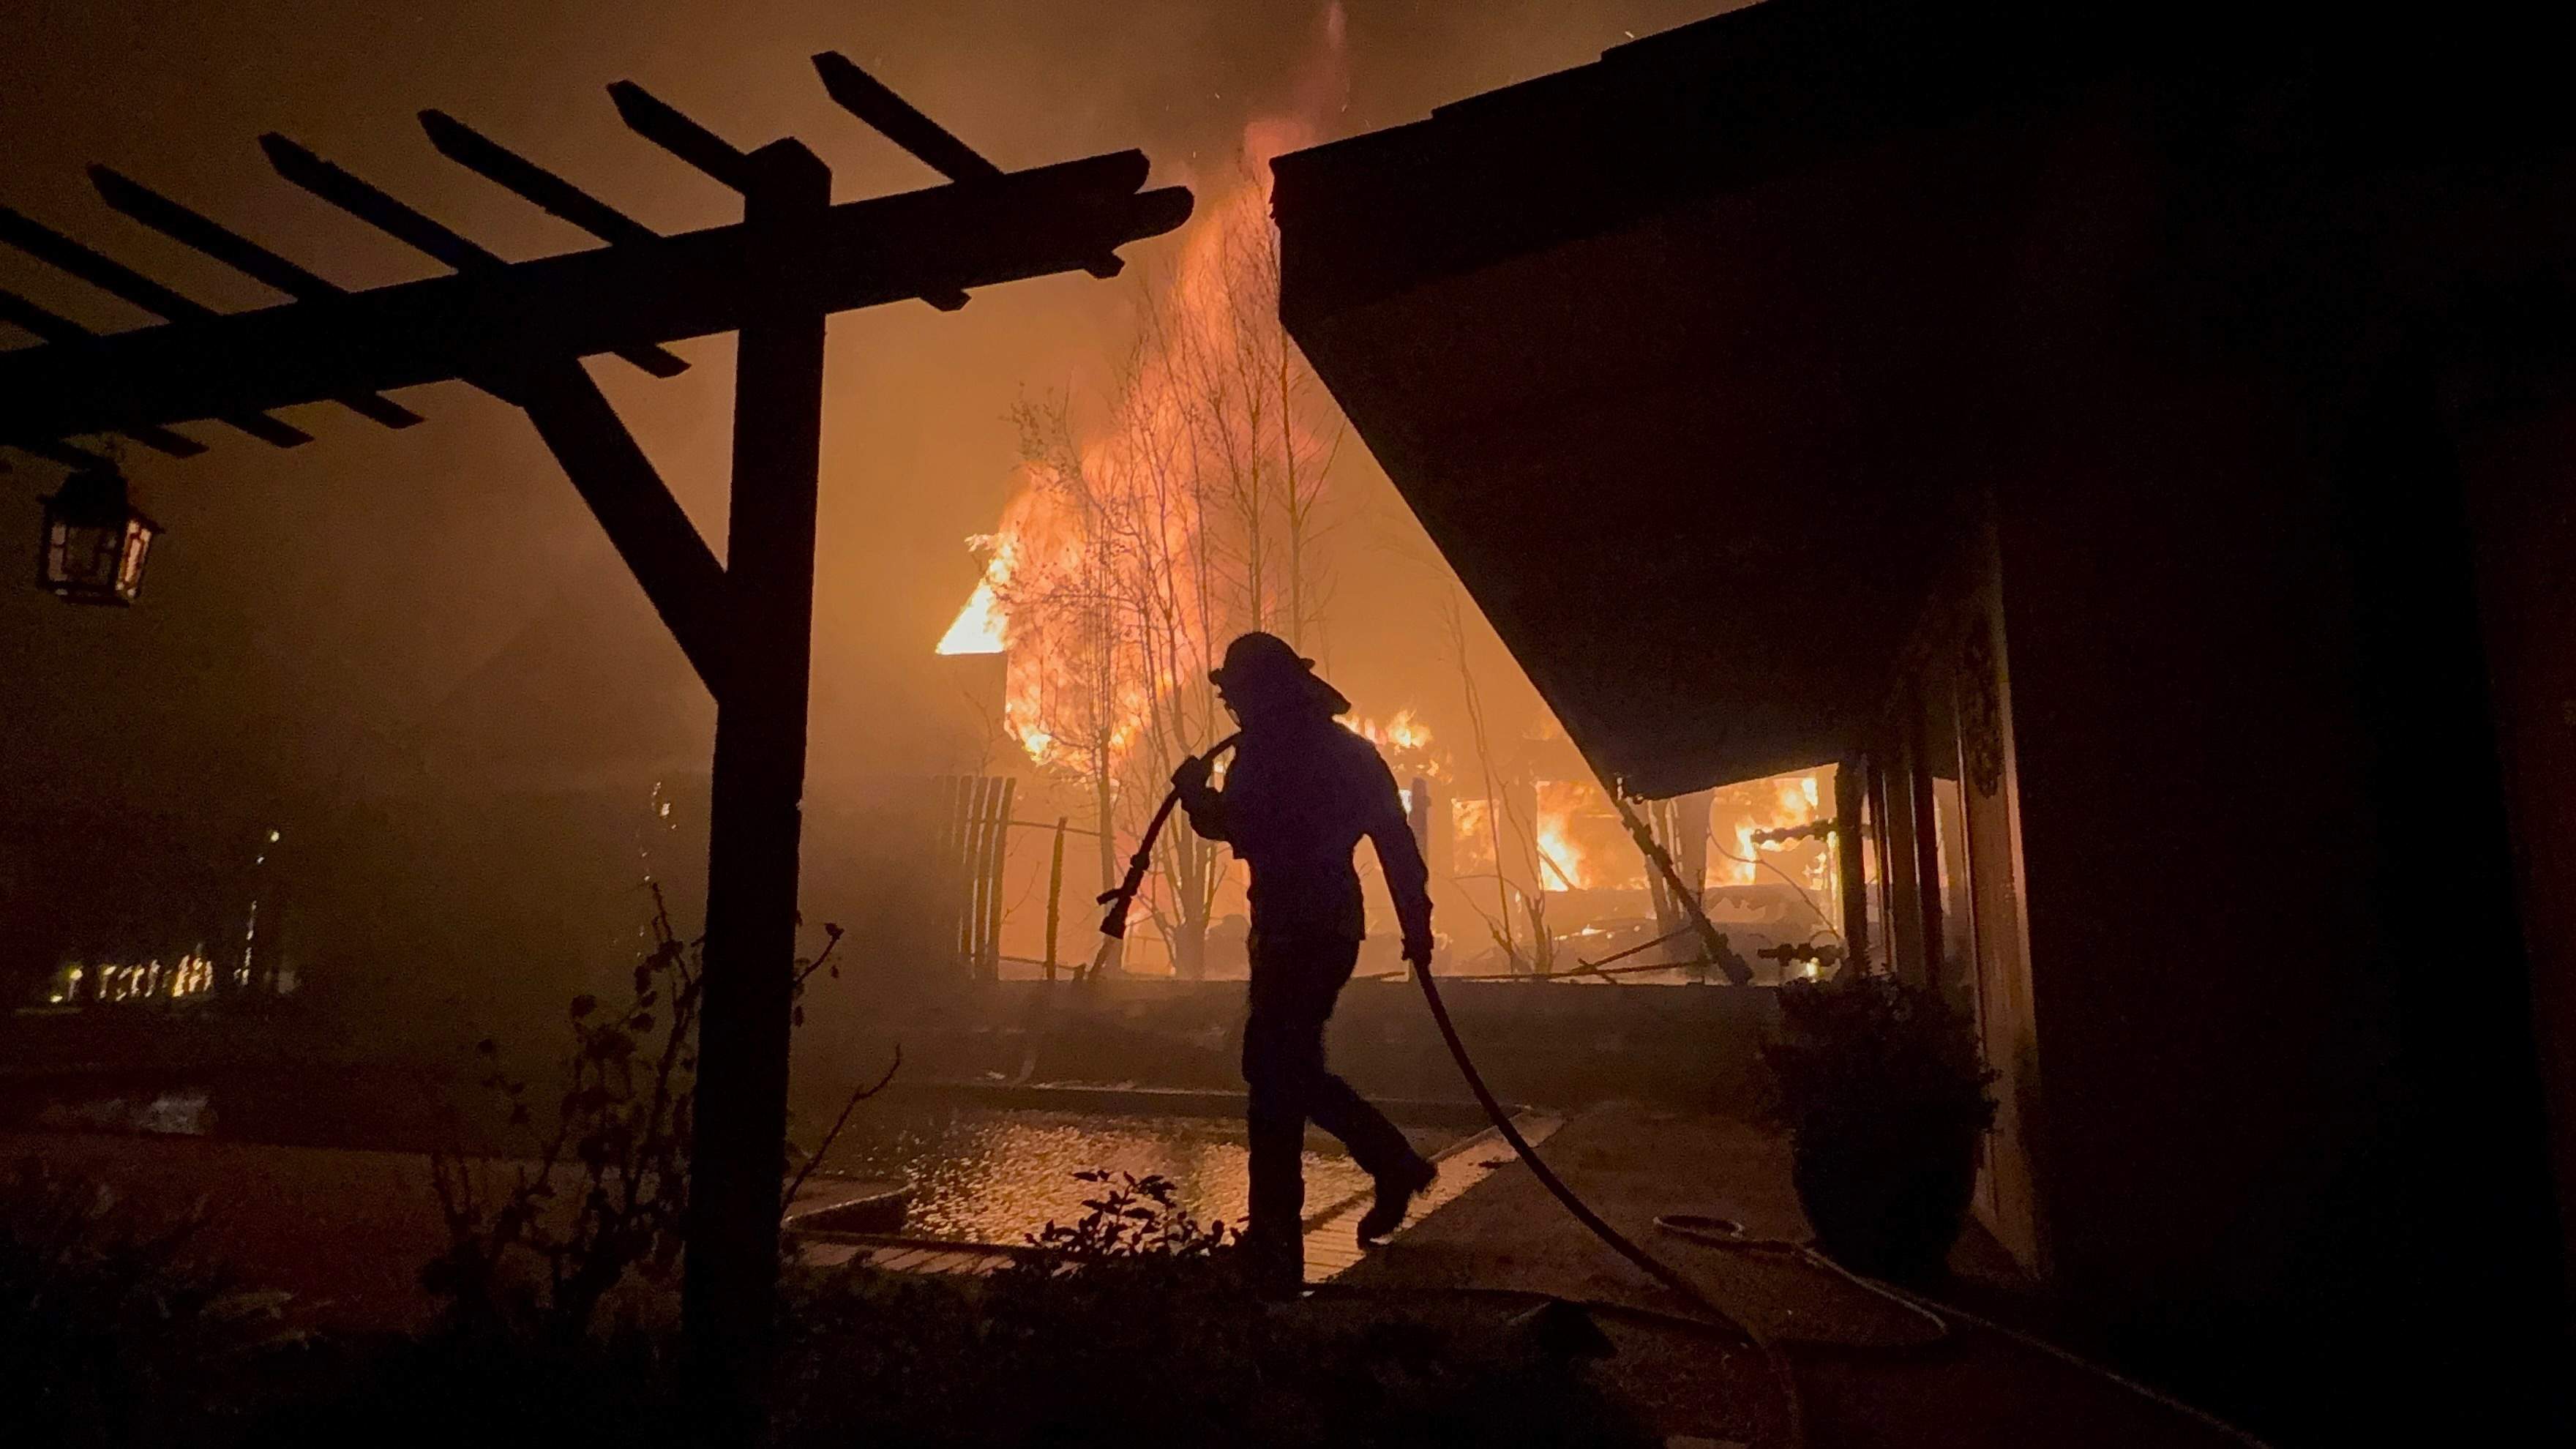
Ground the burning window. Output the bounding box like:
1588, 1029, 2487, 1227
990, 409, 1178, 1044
1532, 778, 1639, 893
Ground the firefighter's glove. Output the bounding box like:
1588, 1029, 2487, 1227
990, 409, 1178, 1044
1170, 752, 1215, 795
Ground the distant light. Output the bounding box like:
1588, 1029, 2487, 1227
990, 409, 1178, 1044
268, 828, 282, 843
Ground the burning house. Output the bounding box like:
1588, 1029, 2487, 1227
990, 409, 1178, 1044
919, 91, 1862, 985
1270, 0, 2575, 1439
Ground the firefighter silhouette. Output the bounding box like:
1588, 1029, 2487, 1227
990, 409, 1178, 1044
1172, 631, 1438, 1290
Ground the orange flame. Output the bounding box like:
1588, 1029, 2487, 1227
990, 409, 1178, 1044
1346, 707, 1435, 762
1718, 770, 1829, 885
933, 3, 1355, 781
1534, 779, 1593, 891
935, 534, 1013, 656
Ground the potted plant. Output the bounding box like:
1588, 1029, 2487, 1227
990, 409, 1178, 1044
1764, 972, 1998, 1282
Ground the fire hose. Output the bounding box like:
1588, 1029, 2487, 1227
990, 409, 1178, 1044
1087, 738, 1802, 1438
1087, 733, 1239, 978
1090, 737, 1730, 1314
1091, 744, 2271, 1449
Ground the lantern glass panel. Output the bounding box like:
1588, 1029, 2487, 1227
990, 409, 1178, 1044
45, 516, 115, 591
116, 519, 154, 599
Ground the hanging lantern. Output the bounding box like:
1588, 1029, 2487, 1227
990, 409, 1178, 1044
38, 468, 160, 605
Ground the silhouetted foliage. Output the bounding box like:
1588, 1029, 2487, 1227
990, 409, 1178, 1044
1016, 1167, 1235, 1265
1764, 973, 1996, 1137
0, 1161, 289, 1448
421, 889, 889, 1341
768, 1167, 1655, 1449
10, 1149, 1650, 1448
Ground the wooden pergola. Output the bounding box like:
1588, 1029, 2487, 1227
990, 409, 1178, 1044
0, 50, 1188, 1407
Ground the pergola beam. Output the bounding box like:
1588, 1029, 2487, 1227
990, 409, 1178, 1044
259, 133, 690, 381
813, 50, 1003, 182
0, 286, 206, 458
813, 50, 1120, 282
419, 108, 662, 247
0, 151, 1186, 447
0, 206, 315, 448
84, 168, 425, 433
87, 159, 729, 684
511, 364, 735, 695
609, 80, 755, 192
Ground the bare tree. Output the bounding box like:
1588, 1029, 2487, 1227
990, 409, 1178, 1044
1437, 589, 1558, 977
996, 394, 1130, 966
989, 183, 1345, 979
1169, 184, 1341, 654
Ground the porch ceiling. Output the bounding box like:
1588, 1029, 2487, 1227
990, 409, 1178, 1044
1273, 0, 2068, 794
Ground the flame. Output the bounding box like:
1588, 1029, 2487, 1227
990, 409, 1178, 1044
1452, 798, 1497, 877
935, 533, 1014, 656
935, 190, 1333, 772
1534, 779, 1592, 891
931, 4, 1355, 782
1346, 707, 1434, 759
935, 579, 1006, 656
1716, 769, 1830, 885
1729, 823, 1760, 885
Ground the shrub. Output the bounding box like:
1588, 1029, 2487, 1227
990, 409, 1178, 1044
1764, 973, 1997, 1138
771, 1168, 1658, 1449
0, 1161, 288, 1448
422, 891, 889, 1342
258, 1166, 1655, 1448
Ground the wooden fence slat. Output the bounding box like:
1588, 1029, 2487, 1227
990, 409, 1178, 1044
982, 776, 1015, 978
967, 776, 995, 976
958, 774, 980, 976
924, 773, 1019, 980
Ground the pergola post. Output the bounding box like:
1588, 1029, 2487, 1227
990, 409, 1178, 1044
685, 138, 832, 1412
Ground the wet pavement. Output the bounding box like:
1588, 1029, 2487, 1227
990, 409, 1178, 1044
816, 1100, 1455, 1244
796, 1109, 1563, 1282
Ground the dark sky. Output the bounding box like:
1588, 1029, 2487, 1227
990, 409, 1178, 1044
0, 0, 1734, 981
